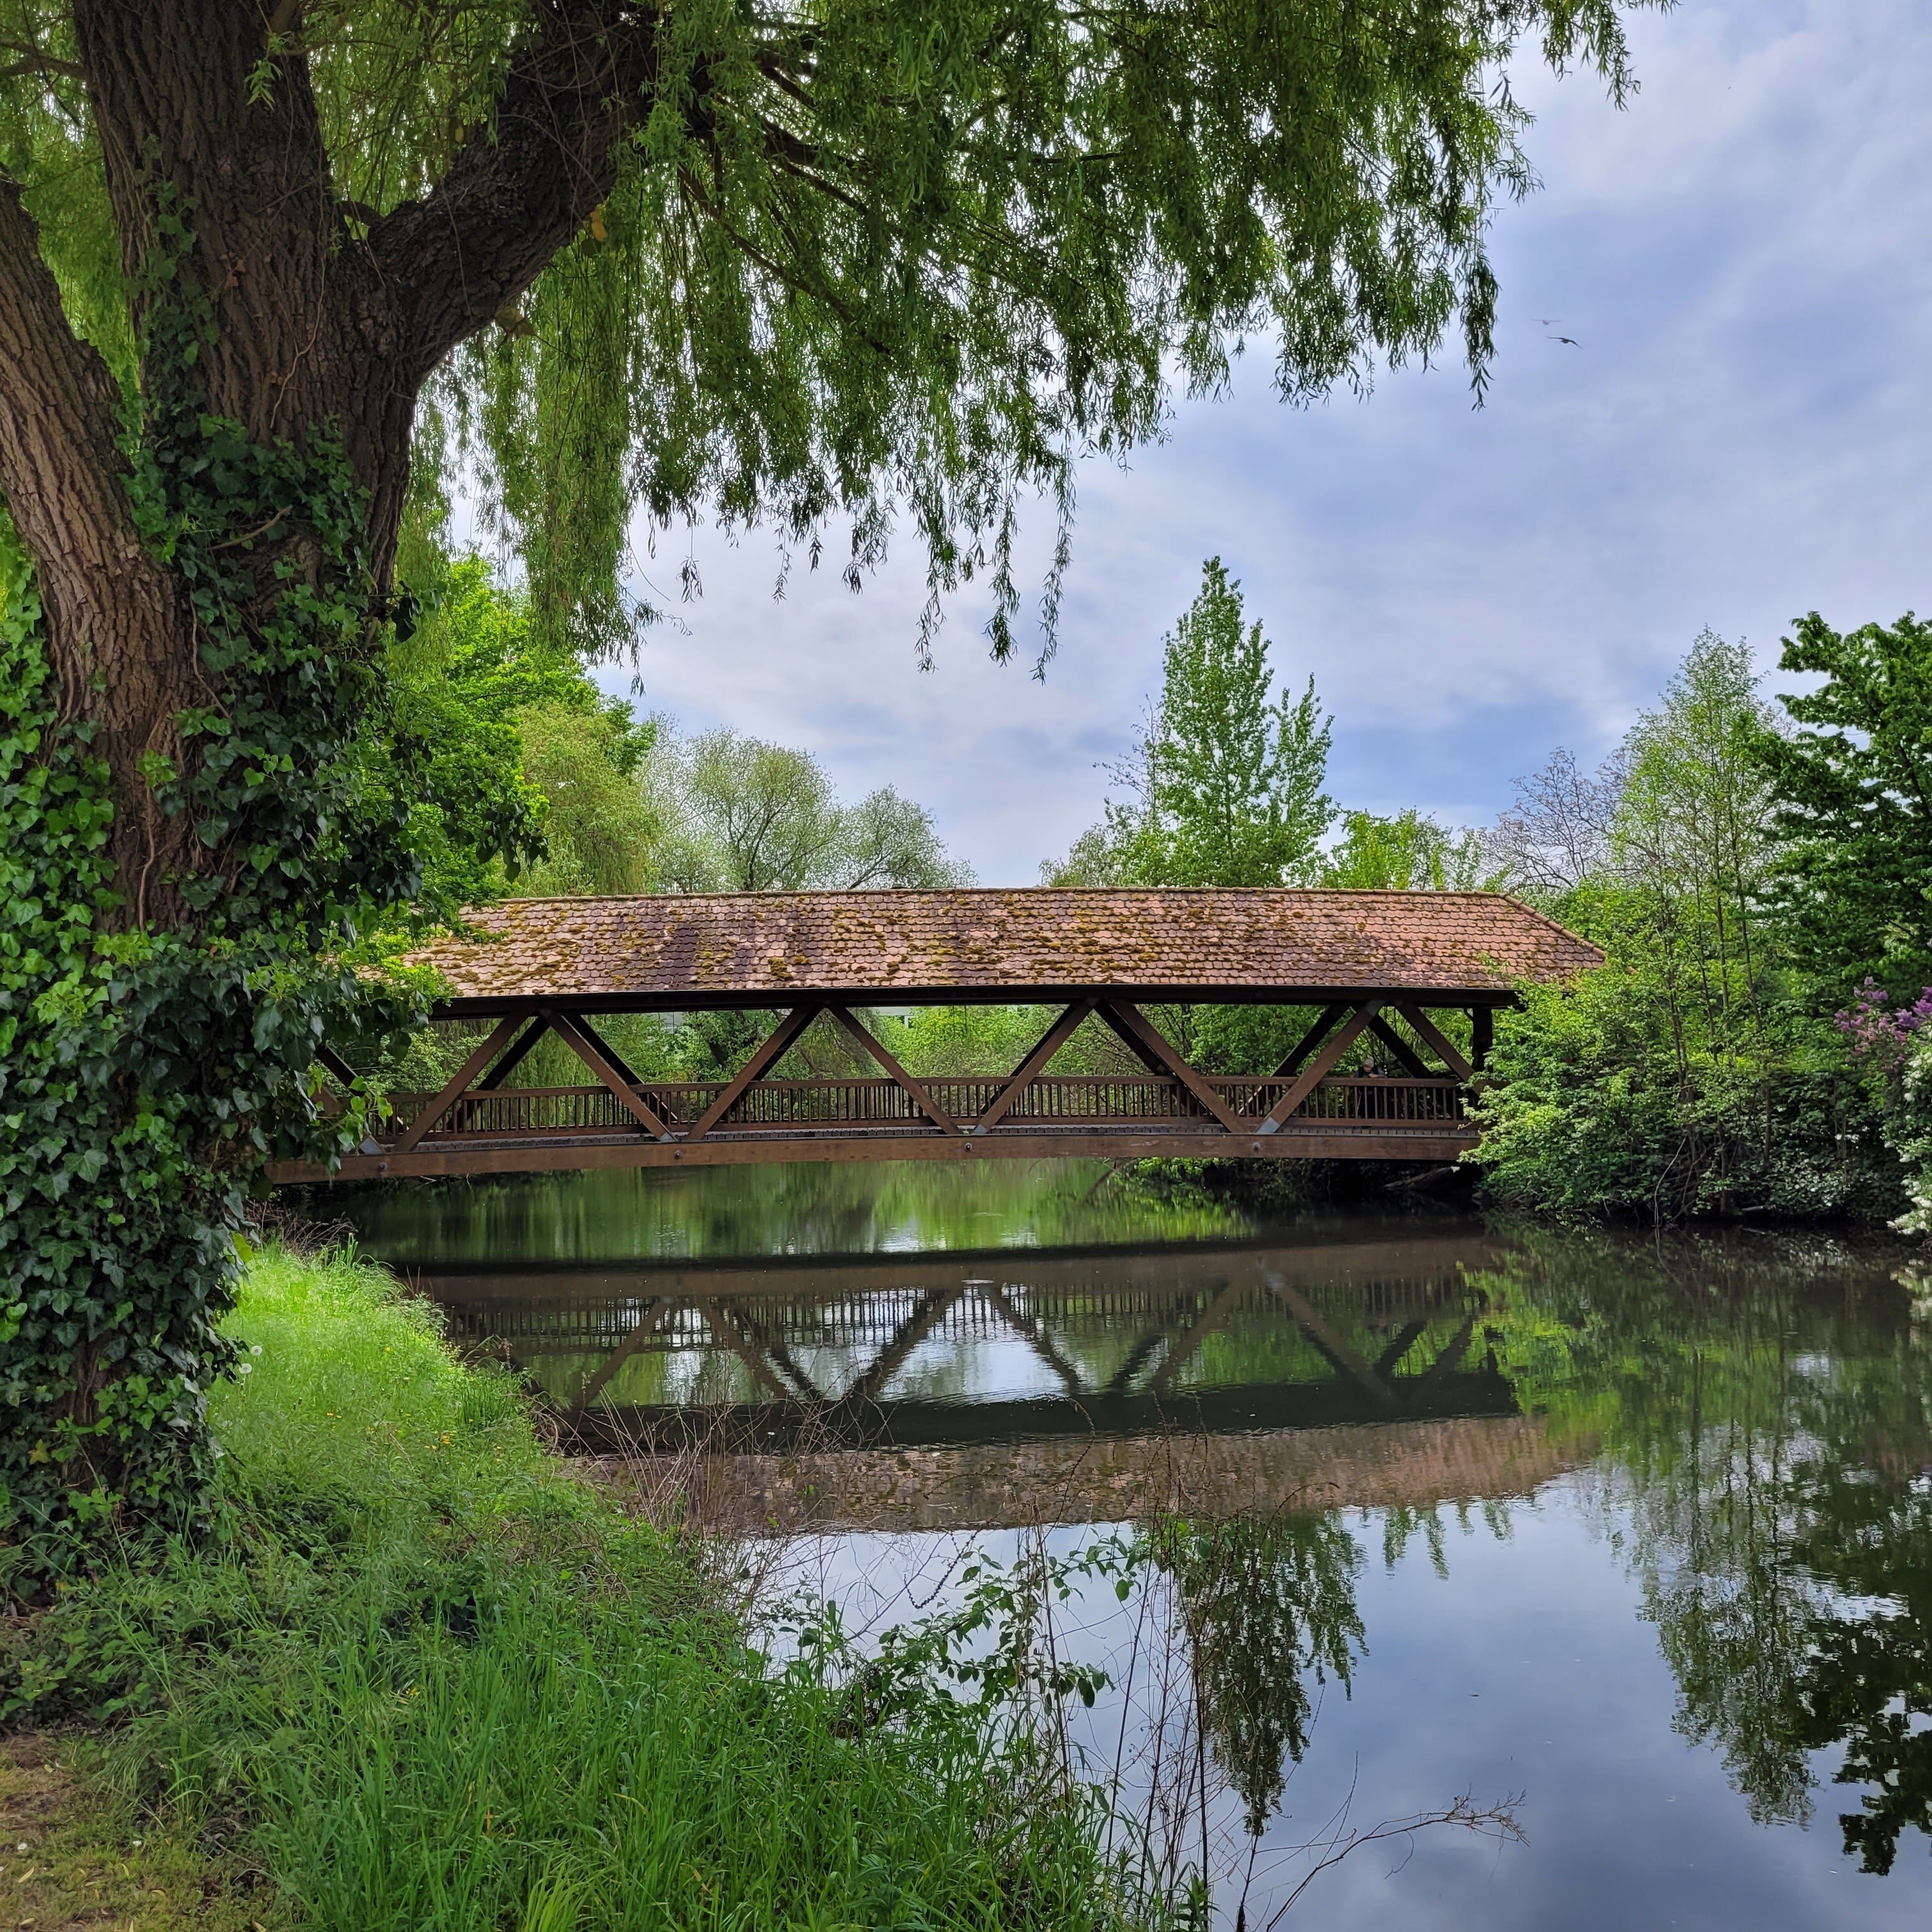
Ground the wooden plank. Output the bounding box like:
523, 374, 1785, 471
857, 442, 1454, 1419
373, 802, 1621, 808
972, 999, 1094, 1131
390, 1013, 528, 1154
1254, 1000, 1381, 1133
685, 1003, 822, 1140
270, 1123, 1479, 1184
1367, 1013, 1433, 1079
1096, 999, 1243, 1134
825, 1005, 962, 1135
1395, 1004, 1475, 1082
549, 1013, 673, 1137
1271, 1003, 1347, 1079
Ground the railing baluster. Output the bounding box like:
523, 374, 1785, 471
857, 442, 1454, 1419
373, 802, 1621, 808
386, 1071, 1466, 1142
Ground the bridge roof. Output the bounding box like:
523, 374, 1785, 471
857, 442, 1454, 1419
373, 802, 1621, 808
409, 888, 1602, 1011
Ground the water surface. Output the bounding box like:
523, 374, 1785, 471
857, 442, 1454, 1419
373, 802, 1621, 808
327, 1162, 1932, 1929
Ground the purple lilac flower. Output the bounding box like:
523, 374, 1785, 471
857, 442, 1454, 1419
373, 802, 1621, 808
1836, 979, 1932, 1067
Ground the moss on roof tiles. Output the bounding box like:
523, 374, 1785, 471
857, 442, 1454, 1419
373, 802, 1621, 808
403, 889, 1603, 1007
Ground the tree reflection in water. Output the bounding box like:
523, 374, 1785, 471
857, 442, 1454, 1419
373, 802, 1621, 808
1151, 1512, 1365, 1838
1482, 1236, 1932, 1874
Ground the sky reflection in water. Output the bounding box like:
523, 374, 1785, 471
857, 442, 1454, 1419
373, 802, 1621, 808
326, 1160, 1932, 1929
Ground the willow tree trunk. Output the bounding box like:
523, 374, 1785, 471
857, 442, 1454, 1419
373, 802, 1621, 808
0, 0, 661, 1590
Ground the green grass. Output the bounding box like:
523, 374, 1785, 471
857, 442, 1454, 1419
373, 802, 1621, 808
7, 1250, 1173, 1932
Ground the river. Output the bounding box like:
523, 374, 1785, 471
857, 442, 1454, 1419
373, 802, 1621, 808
322, 1159, 1932, 1930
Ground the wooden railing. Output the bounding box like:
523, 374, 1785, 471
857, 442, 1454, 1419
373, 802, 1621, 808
400, 1074, 1465, 1141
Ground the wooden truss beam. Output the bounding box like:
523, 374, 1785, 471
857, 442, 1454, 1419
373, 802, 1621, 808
691, 1298, 799, 1402
685, 1002, 824, 1140
1271, 1003, 1348, 1080
1150, 1277, 1249, 1393
475, 1014, 552, 1091
1254, 999, 1382, 1133
391, 1013, 527, 1155
985, 1282, 1085, 1397
569, 1013, 648, 1088
972, 998, 1094, 1132
1367, 1013, 1433, 1079
826, 1005, 963, 1136
1097, 999, 1243, 1133
1395, 1003, 1475, 1082
576, 1297, 676, 1407
1415, 1307, 1484, 1393
1471, 1006, 1494, 1073
549, 1013, 673, 1137
848, 1283, 966, 1404
1262, 1269, 1400, 1412
315, 1045, 358, 1086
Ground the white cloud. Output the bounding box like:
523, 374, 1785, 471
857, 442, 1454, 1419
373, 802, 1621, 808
607, 0, 1932, 880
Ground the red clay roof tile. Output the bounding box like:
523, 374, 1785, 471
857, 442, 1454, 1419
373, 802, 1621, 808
406, 889, 1603, 1009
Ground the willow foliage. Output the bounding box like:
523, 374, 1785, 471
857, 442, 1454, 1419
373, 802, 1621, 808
3, 0, 1650, 663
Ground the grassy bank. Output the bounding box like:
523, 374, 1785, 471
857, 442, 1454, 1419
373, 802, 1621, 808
5, 1251, 1172, 1932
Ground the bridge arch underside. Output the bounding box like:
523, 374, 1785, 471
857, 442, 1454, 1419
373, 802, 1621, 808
277, 984, 1500, 1184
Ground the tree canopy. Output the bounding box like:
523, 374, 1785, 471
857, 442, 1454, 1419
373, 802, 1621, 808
1758, 612, 1932, 999
1046, 557, 1334, 886
4, 0, 1652, 666
0, 0, 1657, 1577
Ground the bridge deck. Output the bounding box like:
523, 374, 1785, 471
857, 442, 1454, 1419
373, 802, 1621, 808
279, 1070, 1475, 1180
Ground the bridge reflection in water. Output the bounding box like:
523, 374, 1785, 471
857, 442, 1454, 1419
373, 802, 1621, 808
415, 1230, 1582, 1531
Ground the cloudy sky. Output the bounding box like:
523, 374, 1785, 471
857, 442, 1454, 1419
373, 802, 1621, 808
594, 0, 1932, 885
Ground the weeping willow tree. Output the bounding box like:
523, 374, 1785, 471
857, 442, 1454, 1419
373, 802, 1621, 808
0, 0, 1655, 1581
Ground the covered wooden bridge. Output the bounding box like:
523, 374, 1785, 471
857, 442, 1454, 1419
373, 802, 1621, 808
277, 888, 1598, 1183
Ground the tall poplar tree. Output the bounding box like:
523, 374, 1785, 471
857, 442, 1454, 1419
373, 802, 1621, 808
1135, 557, 1335, 887
0, 0, 1653, 1577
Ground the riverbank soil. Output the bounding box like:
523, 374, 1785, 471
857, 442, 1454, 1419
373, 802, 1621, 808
0, 1733, 288, 1931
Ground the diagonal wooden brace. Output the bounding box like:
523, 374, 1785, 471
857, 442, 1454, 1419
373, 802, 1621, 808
685, 1002, 824, 1139
848, 1282, 965, 1403
576, 1297, 677, 1407
475, 1013, 553, 1091
1367, 1013, 1433, 1078
1271, 1003, 1347, 1079
1254, 999, 1382, 1132
1262, 1269, 1400, 1411
315, 1045, 358, 1086
826, 1005, 963, 1135
571, 1013, 646, 1089
1097, 999, 1243, 1133
550, 1013, 673, 1137
391, 1013, 527, 1154
973, 998, 1094, 1132
1394, 1003, 1475, 1082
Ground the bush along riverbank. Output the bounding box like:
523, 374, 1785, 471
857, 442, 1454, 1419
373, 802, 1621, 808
3, 1250, 1184, 1932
